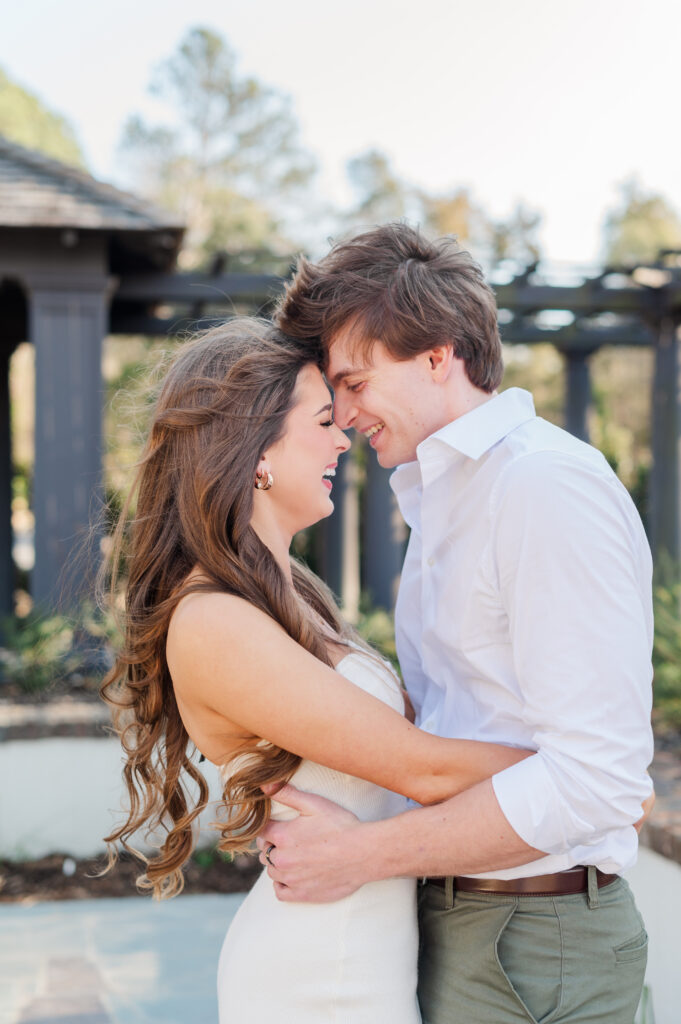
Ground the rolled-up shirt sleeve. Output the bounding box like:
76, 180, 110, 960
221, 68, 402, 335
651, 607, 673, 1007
490, 450, 654, 857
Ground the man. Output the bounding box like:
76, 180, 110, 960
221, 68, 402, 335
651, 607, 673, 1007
259, 223, 653, 1023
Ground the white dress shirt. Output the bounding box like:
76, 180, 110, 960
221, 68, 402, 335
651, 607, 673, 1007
391, 388, 654, 878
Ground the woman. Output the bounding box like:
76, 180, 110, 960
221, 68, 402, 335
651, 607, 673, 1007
102, 318, 531, 1023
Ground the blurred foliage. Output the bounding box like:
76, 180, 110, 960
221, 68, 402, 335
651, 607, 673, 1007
0, 604, 117, 694
5, 35, 680, 726
119, 26, 314, 267
0, 67, 85, 167
499, 341, 653, 522
356, 600, 398, 671
192, 846, 234, 869
652, 578, 681, 731
589, 346, 653, 523
634, 986, 655, 1024
102, 335, 181, 499
345, 149, 412, 225
343, 148, 541, 267
603, 178, 681, 266
500, 343, 564, 427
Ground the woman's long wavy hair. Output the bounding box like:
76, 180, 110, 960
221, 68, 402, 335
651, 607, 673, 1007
101, 318, 355, 899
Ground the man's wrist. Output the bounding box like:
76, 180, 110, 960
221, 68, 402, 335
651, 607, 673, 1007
348, 814, 416, 884
342, 818, 394, 885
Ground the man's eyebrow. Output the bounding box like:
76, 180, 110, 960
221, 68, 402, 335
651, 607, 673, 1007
328, 367, 361, 388
314, 402, 333, 415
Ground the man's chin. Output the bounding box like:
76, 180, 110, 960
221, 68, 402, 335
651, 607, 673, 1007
374, 448, 399, 469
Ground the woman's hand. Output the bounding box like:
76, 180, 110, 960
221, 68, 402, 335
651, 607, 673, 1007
633, 786, 655, 834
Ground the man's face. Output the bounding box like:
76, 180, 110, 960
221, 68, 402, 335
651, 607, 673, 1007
326, 327, 439, 468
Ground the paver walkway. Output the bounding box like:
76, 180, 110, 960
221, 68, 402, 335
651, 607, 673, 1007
0, 893, 245, 1024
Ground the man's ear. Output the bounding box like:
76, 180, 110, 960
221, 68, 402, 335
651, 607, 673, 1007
428, 344, 455, 381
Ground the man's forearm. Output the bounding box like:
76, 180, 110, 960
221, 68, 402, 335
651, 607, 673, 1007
357, 778, 542, 883
259, 777, 543, 902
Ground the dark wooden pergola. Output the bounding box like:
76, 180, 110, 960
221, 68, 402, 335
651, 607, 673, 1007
107, 256, 681, 613
1, 137, 680, 617
0, 137, 184, 614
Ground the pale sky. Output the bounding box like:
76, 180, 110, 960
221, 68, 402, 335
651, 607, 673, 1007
1, 0, 679, 263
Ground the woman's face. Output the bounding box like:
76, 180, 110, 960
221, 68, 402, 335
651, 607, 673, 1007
261, 364, 351, 535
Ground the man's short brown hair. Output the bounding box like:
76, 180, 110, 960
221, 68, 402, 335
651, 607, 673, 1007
274, 222, 503, 392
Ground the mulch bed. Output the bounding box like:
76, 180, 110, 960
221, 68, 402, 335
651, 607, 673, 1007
0, 851, 262, 904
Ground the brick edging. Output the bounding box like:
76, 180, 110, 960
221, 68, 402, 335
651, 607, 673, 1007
0, 699, 111, 741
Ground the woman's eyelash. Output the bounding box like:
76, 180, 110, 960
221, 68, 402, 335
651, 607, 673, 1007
321, 418, 335, 427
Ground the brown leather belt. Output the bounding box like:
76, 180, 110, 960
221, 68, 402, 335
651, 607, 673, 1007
426, 866, 618, 897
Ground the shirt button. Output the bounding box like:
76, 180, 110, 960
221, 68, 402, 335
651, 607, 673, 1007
427, 557, 435, 567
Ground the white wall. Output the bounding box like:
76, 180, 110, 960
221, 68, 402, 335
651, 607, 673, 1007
626, 846, 681, 1024
0, 736, 224, 860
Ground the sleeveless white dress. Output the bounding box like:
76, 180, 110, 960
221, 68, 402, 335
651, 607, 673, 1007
216, 647, 421, 1023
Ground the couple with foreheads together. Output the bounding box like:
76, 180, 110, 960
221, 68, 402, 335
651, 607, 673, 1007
103, 223, 654, 1023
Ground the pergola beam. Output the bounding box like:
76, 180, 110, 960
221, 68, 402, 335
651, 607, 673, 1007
501, 324, 654, 349
114, 271, 282, 304
105, 263, 681, 596
112, 270, 681, 321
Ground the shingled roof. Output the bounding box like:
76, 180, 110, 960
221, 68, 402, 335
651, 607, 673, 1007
0, 135, 185, 232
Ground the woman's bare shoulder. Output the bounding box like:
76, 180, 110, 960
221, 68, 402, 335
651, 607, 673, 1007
168, 589, 280, 657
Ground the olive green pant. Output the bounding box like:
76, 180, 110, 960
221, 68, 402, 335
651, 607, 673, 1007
417, 872, 648, 1024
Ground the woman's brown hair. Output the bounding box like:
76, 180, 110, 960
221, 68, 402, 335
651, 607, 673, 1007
101, 318, 354, 898
275, 221, 503, 392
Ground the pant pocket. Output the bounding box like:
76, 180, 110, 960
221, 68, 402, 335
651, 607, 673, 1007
614, 928, 648, 964
495, 901, 563, 1024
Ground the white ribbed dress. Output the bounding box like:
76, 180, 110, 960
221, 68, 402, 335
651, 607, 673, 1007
216, 648, 421, 1023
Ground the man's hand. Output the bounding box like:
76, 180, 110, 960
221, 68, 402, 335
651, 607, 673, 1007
634, 787, 655, 834
256, 785, 370, 902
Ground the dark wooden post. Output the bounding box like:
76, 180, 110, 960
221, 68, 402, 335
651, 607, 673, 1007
362, 454, 407, 611
315, 450, 361, 621
564, 349, 593, 442
0, 343, 12, 616
26, 274, 112, 608
650, 318, 681, 563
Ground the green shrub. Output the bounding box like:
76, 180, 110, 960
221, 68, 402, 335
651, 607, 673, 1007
652, 580, 681, 731
356, 601, 399, 674
0, 605, 117, 694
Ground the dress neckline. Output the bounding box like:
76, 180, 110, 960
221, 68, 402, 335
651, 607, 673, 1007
332, 640, 366, 672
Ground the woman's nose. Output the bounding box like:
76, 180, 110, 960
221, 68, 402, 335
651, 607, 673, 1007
335, 424, 351, 451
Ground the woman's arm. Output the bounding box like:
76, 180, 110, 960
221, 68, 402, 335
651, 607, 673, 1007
167, 592, 533, 805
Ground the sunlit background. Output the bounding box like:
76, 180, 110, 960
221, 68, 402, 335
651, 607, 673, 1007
1, 0, 680, 264
2, 0, 680, 634
0, 6, 680, 1022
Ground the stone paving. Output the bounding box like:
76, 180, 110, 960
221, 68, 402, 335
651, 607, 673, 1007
0, 893, 244, 1024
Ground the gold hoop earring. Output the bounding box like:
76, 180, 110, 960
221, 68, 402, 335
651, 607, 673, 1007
255, 471, 274, 491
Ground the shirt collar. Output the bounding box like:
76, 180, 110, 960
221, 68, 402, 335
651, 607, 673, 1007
389, 389, 536, 527
418, 387, 536, 462
389, 460, 422, 529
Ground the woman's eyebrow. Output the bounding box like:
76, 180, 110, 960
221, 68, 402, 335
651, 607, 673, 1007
314, 402, 333, 415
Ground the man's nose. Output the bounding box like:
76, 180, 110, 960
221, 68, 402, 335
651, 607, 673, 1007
333, 392, 356, 431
